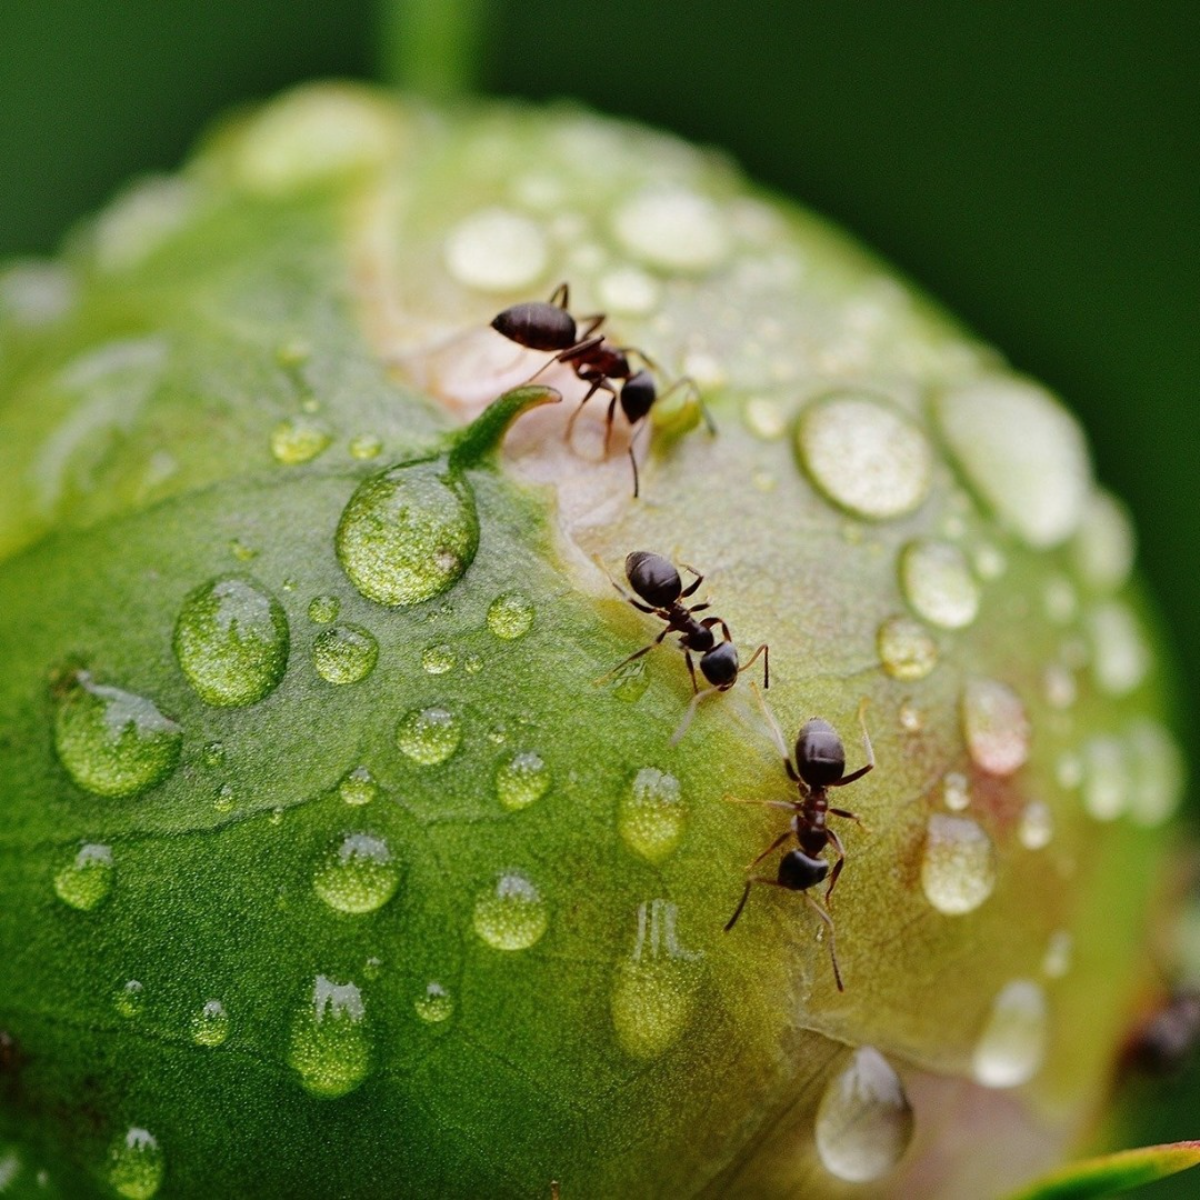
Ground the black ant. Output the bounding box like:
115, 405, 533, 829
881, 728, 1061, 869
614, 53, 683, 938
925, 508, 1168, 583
724, 690, 874, 992
490, 283, 710, 497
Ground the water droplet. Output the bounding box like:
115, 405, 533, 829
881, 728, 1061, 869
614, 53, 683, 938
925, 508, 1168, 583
472, 873, 548, 951
877, 615, 938, 681
421, 642, 457, 674
1056, 751, 1084, 790
213, 783, 236, 813
191, 999, 230, 1047
815, 1047, 914, 1183
596, 265, 661, 316
288, 975, 370, 1098
1087, 601, 1150, 696
487, 592, 534, 640
395, 706, 462, 766
900, 539, 980, 629
972, 979, 1049, 1087
107, 1127, 164, 1200
1126, 719, 1186, 827
0, 259, 76, 326
275, 337, 311, 368
1042, 930, 1073, 979
414, 982, 454, 1024
53, 842, 114, 910
444, 208, 549, 292
496, 751, 551, 811
937, 377, 1091, 548
1018, 801, 1054, 850
612, 186, 730, 273
229, 538, 258, 562
54, 673, 182, 799
173, 576, 289, 707
610, 657, 650, 703
313, 833, 400, 914
920, 814, 996, 915
961, 678, 1031, 777
311, 624, 378, 685
0, 1147, 19, 1190
339, 765, 379, 807
307, 595, 340, 624
1043, 663, 1077, 710
796, 392, 933, 520
336, 461, 478, 608
268, 806, 284, 825
348, 433, 383, 460
201, 740, 226, 769
1043, 576, 1079, 625
973, 543, 1008, 581
463, 653, 483, 675
619, 768, 685, 863
898, 701, 923, 733
942, 772, 970, 812
270, 416, 332, 464
1072, 489, 1136, 593
1082, 735, 1130, 821
742, 396, 787, 440
114, 980, 145, 1019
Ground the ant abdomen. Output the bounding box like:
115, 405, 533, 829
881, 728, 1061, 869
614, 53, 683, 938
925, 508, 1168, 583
625, 550, 683, 608
795, 718, 846, 788
778, 849, 829, 892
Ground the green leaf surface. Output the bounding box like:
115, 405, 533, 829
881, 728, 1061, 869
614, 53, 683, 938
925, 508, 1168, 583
1008, 1141, 1200, 1200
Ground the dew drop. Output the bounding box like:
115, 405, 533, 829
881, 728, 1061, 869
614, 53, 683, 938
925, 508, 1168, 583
487, 592, 535, 640
339, 765, 378, 807
877, 615, 938, 681
213, 783, 236, 814
191, 999, 230, 1047
0, 260, 76, 326
288, 975, 370, 1098
313, 833, 400, 914
414, 982, 454, 1024
173, 576, 289, 707
336, 461, 479, 608
0, 1147, 19, 1191
1125, 719, 1186, 827
1042, 930, 1073, 979
972, 979, 1049, 1088
229, 538, 258, 562
611, 186, 730, 273
421, 642, 457, 674
463, 653, 484, 675
619, 768, 686, 863
53, 842, 114, 910
742, 396, 787, 441
1043, 576, 1080, 625
900, 539, 980, 629
920, 814, 996, 915
796, 392, 933, 520
395, 706, 462, 766
107, 1127, 164, 1200
307, 594, 340, 624
54, 673, 182, 799
114, 980, 145, 1019
472, 872, 548, 951
1056, 751, 1084, 790
311, 624, 378, 685
815, 1047, 914, 1183
1072, 489, 1136, 593
201, 740, 226, 769
610, 657, 650, 703
898, 701, 923, 733
942, 772, 970, 812
1087, 601, 1150, 696
1082, 735, 1130, 821
444, 208, 549, 292
1018, 800, 1054, 850
496, 751, 551, 811
597, 265, 661, 316
348, 433, 384, 460
270, 416, 332, 464
1043, 663, 1077, 710
961, 678, 1031, 777
972, 543, 1008, 581
268, 806, 284, 825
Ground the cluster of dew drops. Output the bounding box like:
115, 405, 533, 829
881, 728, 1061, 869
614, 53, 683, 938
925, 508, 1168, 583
8, 91, 1186, 1195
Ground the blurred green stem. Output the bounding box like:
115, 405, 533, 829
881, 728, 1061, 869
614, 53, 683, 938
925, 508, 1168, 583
377, 0, 489, 97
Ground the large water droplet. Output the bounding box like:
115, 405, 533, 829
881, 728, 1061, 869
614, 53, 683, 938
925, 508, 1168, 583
336, 461, 478, 608
487, 592, 535, 640
900, 539, 980, 629
313, 833, 400, 914
173, 576, 289, 707
815, 1047, 914, 1183
1087, 601, 1150, 696
1082, 735, 1130, 821
270, 416, 332, 464
619, 768, 686, 863
414, 982, 454, 1024
611, 186, 730, 273
107, 1128, 164, 1200
796, 392, 933, 520
307, 594, 340, 624
339, 765, 379, 807
53, 842, 114, 910
54, 673, 182, 799
114, 980, 145, 1019
876, 615, 938, 681
961, 678, 1031, 776
473, 873, 548, 950
972, 979, 1049, 1088
1071, 489, 1135, 593
920, 814, 996, 915
191, 999, 230, 1047
496, 751, 551, 811
444, 208, 549, 292
311, 624, 378, 685
395, 706, 462, 766
288, 975, 370, 1098
1125, 719, 1186, 827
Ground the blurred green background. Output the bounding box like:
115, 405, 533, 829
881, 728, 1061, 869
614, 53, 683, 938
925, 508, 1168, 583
1, 0, 1196, 1190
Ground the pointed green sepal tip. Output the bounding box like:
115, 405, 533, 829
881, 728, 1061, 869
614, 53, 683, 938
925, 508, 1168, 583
1006, 1140, 1200, 1200
447, 385, 561, 472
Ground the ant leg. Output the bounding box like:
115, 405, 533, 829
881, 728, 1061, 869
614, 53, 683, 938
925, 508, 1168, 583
670, 686, 719, 746
748, 830, 793, 870
577, 312, 606, 338
721, 793, 798, 812
831, 699, 875, 787
678, 565, 706, 599
824, 828, 847, 903
603, 395, 619, 455
593, 632, 668, 685
724, 881, 756, 932
622, 345, 660, 373
829, 807, 872, 835
803, 893, 845, 992
740, 643, 770, 690
548, 282, 569, 308
556, 334, 607, 366
565, 381, 604, 441
751, 681, 793, 768
629, 444, 640, 499
699, 616, 734, 644
590, 555, 659, 614
684, 650, 700, 694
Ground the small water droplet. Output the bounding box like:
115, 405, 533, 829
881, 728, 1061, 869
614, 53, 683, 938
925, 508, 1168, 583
313, 833, 400, 914
275, 337, 311, 368
900, 539, 980, 629
1125, 719, 1186, 827
348, 433, 383, 460
395, 706, 462, 766
1018, 800, 1054, 850
54, 672, 182, 799
898, 701, 923, 733
942, 772, 970, 812
213, 783, 236, 813
421, 643, 457, 674
796, 392, 933, 520
463, 653, 483, 674
1072, 490, 1136, 593
972, 979, 1049, 1088
307, 595, 340, 624
288, 975, 370, 1098
270, 416, 332, 464
173, 576, 289, 707
1087, 601, 1150, 696
1043, 663, 1077, 710
339, 765, 379, 807
191, 999, 230, 1047
619, 768, 685, 863
229, 538, 258, 562
53, 842, 114, 910
1082, 735, 1130, 821
114, 980, 145, 1019
972, 543, 1008, 581
611, 186, 730, 273
920, 814, 996, 915
269, 806, 284, 825
336, 461, 478, 608
742, 396, 787, 440
1043, 576, 1079, 625
815, 1047, 914, 1183
610, 657, 650, 703
311, 624, 378, 685
201, 740, 226, 769
877, 615, 938, 681
414, 981, 454, 1024
597, 265, 661, 316
1042, 930, 1073, 979
472, 872, 548, 951
496, 751, 551, 811
487, 592, 534, 640
961, 678, 1031, 777
1056, 751, 1084, 790
445, 208, 549, 292
107, 1127, 164, 1200
0, 1147, 20, 1190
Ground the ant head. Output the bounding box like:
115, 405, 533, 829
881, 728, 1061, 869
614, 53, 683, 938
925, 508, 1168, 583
777, 848, 829, 892
700, 641, 739, 689
625, 551, 681, 608
794, 718, 845, 789
619, 370, 657, 423
490, 301, 577, 352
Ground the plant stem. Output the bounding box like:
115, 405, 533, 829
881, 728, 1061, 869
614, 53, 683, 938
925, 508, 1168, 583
377, 0, 489, 98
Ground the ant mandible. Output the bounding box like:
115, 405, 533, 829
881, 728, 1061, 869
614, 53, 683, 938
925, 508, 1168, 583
724, 689, 874, 992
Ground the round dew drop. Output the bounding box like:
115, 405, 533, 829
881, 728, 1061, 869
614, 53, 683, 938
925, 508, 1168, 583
973, 979, 1049, 1088
396, 706, 462, 766
473, 873, 548, 951
307, 594, 340, 624
191, 999, 230, 1047
107, 1127, 164, 1200
961, 678, 1031, 777
421, 642, 457, 674
313, 833, 400, 915
487, 592, 535, 640
899, 539, 980, 629
414, 982, 454, 1024
877, 615, 938, 681
610, 959, 698, 1059
495, 751, 551, 811
114, 980, 145, 1019
339, 765, 379, 807
311, 623, 379, 685
53, 842, 114, 910
269, 416, 332, 464
444, 208, 549, 293
1018, 801, 1054, 850
920, 814, 996, 915
619, 768, 686, 863
288, 975, 370, 1099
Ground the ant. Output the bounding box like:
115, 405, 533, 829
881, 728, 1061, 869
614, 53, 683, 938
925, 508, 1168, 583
724, 690, 874, 992
490, 283, 710, 497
